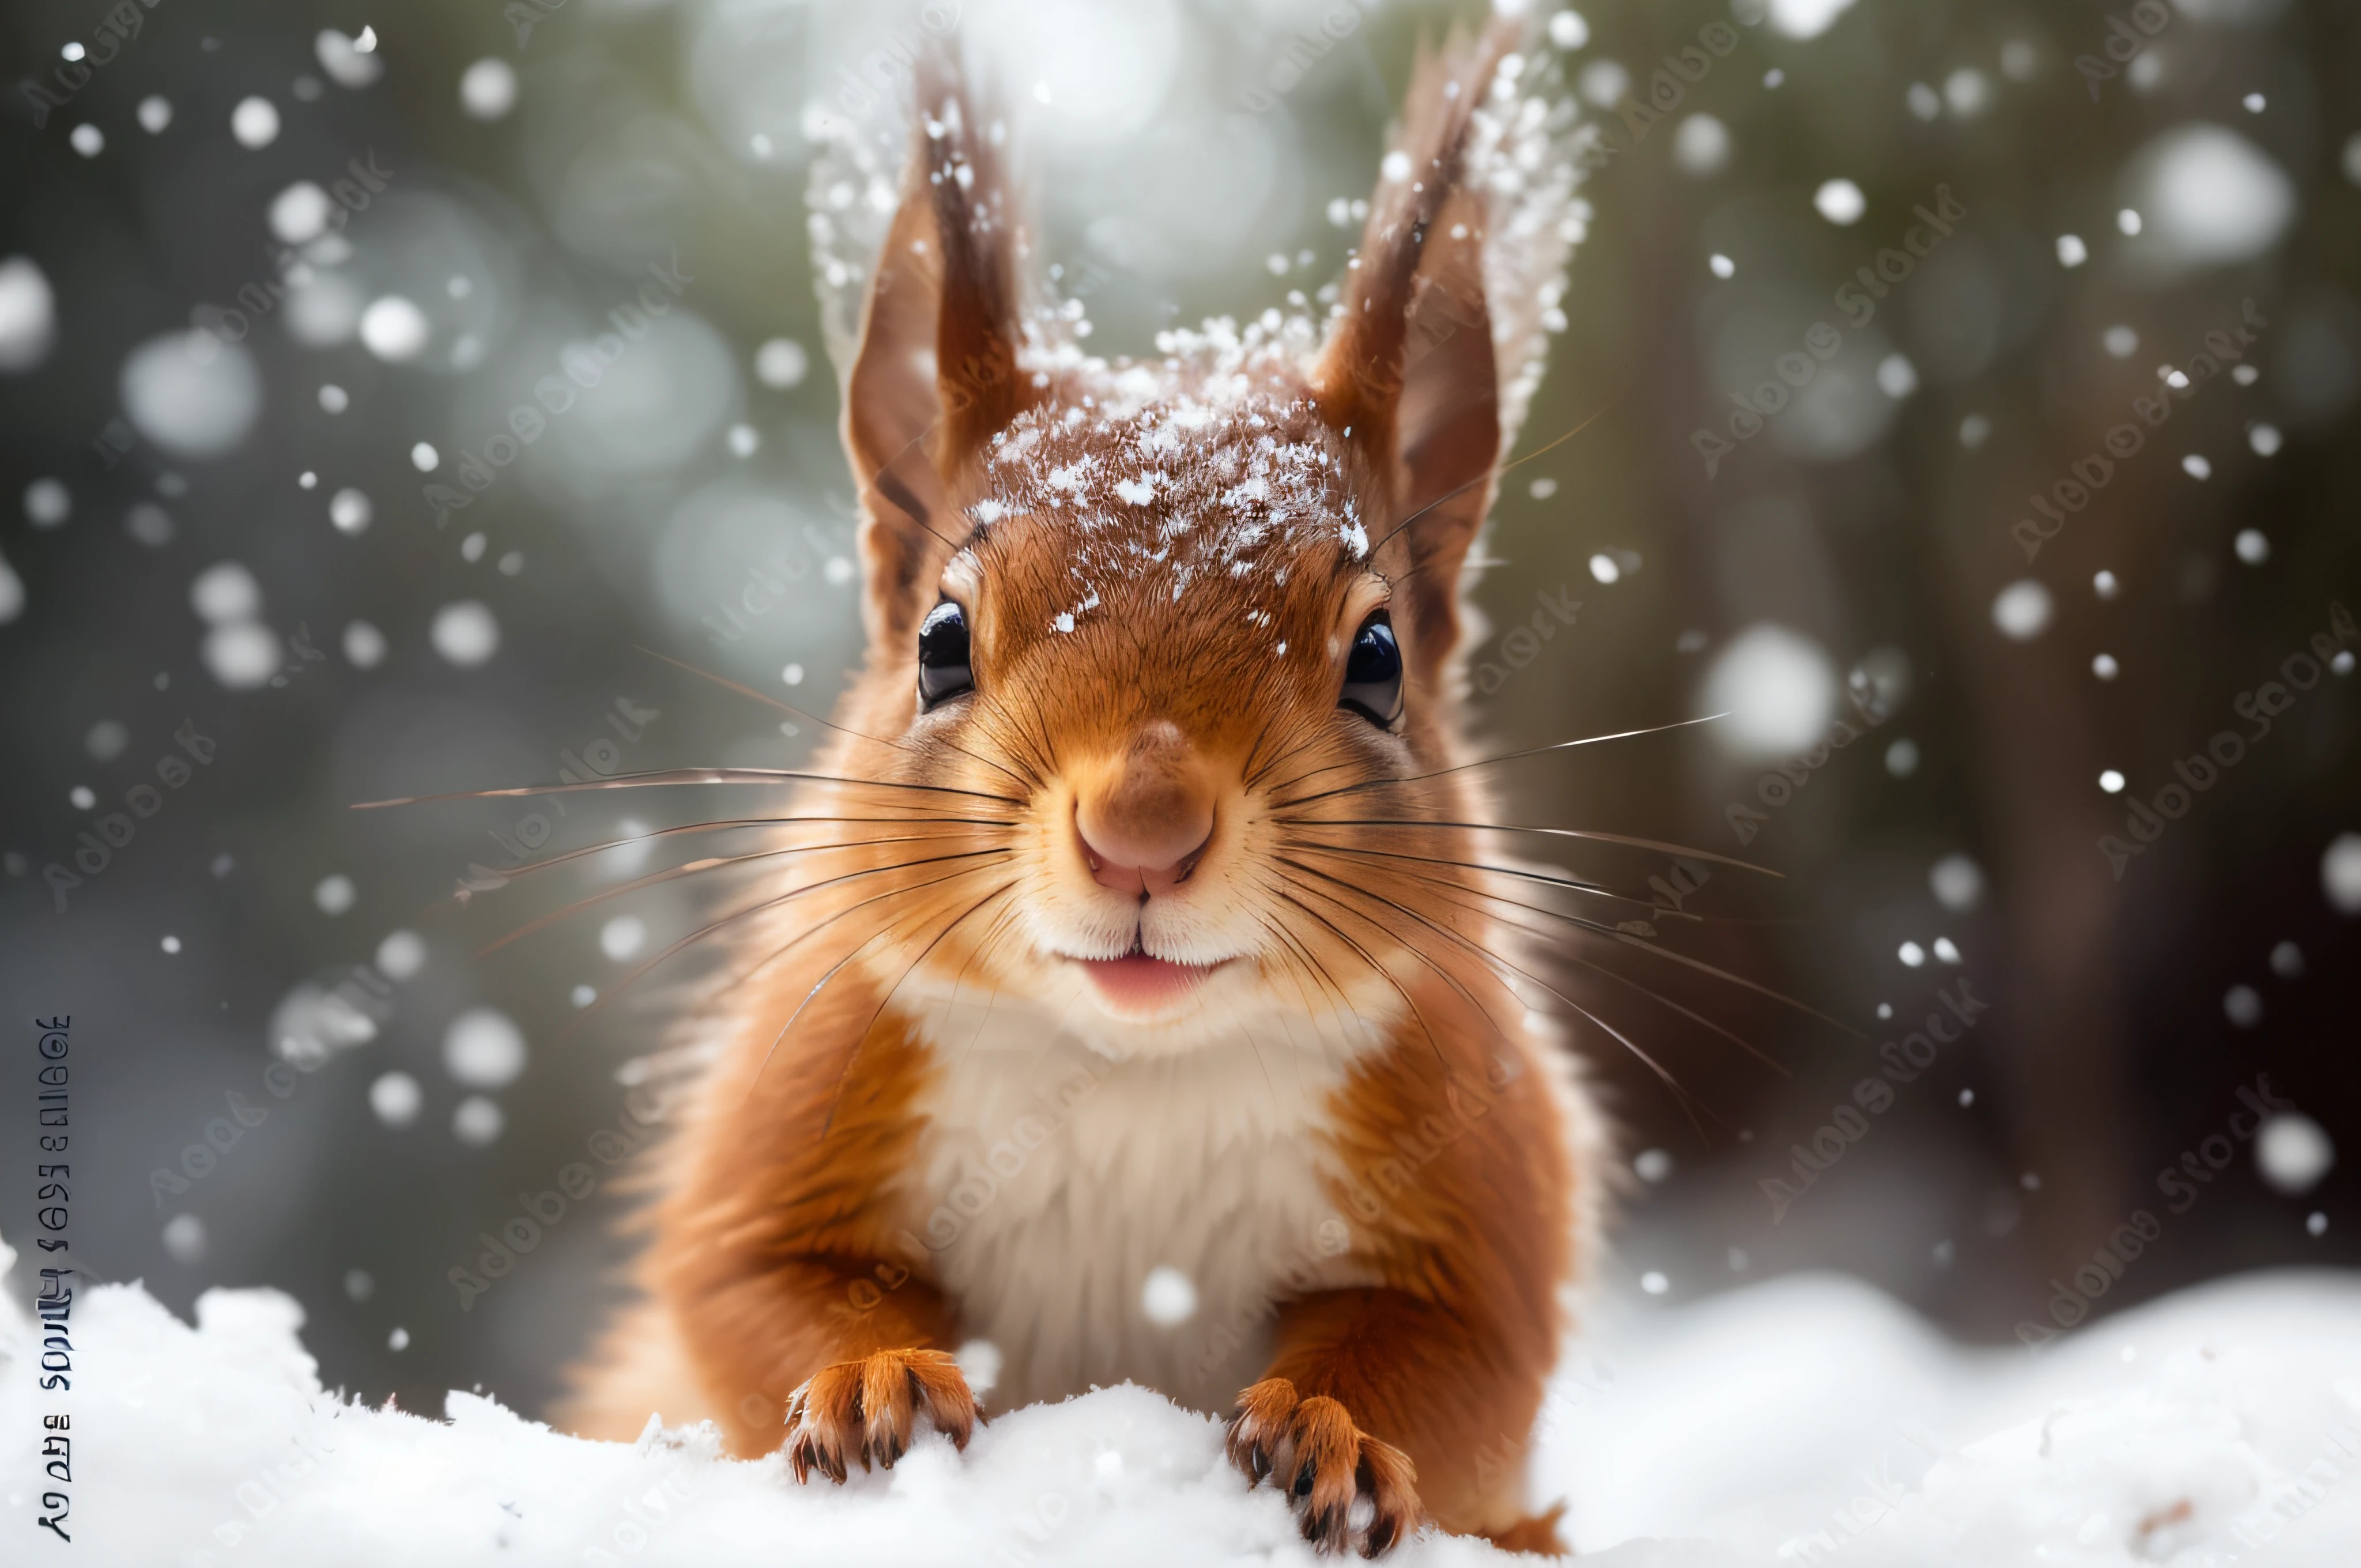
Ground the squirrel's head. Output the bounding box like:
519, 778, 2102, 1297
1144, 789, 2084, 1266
808, 24, 1586, 1057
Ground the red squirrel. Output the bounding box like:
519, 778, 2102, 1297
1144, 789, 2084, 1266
567, 17, 1605, 1556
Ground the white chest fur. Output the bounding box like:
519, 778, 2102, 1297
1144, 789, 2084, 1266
899, 1005, 1378, 1414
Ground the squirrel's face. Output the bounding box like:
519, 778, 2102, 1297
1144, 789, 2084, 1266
814, 58, 1571, 1056
870, 385, 1433, 1050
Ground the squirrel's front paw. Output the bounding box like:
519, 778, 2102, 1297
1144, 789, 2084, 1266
783, 1348, 978, 1483
1226, 1377, 1423, 1558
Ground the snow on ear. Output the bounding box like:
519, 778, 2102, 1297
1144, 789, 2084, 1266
820, 54, 1036, 642
1315, 19, 1588, 672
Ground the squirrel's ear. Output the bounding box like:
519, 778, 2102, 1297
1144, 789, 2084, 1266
1314, 22, 1520, 677
840, 58, 1035, 641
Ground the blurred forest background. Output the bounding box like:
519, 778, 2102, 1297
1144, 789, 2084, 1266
2, 0, 2356, 1420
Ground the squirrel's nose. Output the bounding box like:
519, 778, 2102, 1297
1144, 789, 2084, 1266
1075, 721, 1215, 896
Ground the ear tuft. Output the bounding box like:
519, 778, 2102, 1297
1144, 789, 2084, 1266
1314, 25, 1514, 473
1313, 17, 1591, 679
821, 49, 1039, 641
918, 81, 1034, 456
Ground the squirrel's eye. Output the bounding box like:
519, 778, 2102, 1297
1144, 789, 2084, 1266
1340, 610, 1403, 726
917, 601, 973, 708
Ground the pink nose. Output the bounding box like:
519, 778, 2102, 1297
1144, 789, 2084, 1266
1074, 721, 1215, 897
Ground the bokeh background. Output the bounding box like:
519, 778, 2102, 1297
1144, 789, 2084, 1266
2, 0, 2356, 1423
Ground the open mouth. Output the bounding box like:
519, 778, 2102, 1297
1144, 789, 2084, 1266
1067, 945, 1226, 1013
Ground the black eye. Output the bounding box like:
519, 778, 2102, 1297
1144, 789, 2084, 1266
917, 600, 973, 708
1340, 611, 1403, 726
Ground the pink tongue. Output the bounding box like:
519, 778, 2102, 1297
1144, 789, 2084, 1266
1077, 952, 1210, 1009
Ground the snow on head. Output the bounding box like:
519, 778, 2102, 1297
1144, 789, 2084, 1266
807, 14, 1594, 650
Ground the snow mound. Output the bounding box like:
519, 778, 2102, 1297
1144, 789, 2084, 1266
5, 1235, 2358, 1565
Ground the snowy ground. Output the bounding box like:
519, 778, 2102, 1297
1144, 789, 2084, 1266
5, 1234, 2358, 1566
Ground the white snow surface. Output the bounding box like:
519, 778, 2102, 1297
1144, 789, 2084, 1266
6, 1232, 2358, 1565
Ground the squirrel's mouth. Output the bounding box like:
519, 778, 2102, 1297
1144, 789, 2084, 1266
1064, 944, 1227, 1014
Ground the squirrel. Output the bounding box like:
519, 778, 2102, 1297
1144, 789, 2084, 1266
564, 16, 1608, 1557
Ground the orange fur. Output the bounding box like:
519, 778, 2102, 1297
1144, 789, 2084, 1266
568, 18, 1598, 1558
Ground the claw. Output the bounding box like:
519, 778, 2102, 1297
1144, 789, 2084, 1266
782, 1349, 980, 1487
1225, 1378, 1424, 1558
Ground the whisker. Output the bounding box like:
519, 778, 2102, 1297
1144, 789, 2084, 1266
351, 766, 1026, 811
630, 643, 1040, 796
1273, 818, 1779, 877
1278, 841, 1630, 922
1360, 866, 1790, 1078
1370, 393, 1623, 555
1278, 856, 1717, 1130
947, 902, 1028, 1073
1249, 911, 1362, 1038
631, 643, 877, 748
1237, 714, 1284, 793
1285, 840, 1853, 1036
1259, 751, 1361, 803
744, 866, 1004, 1103
1557, 989, 1719, 1141
477, 835, 1006, 957
555, 852, 1012, 1045
1271, 855, 1549, 1062
463, 814, 1012, 892
868, 416, 970, 556
819, 881, 1022, 1136
691, 859, 1014, 1051
1249, 890, 1395, 1038
1278, 839, 1635, 909
1607, 931, 1865, 1038
1560, 949, 1790, 1077
1272, 714, 1729, 809
1264, 887, 1479, 1073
